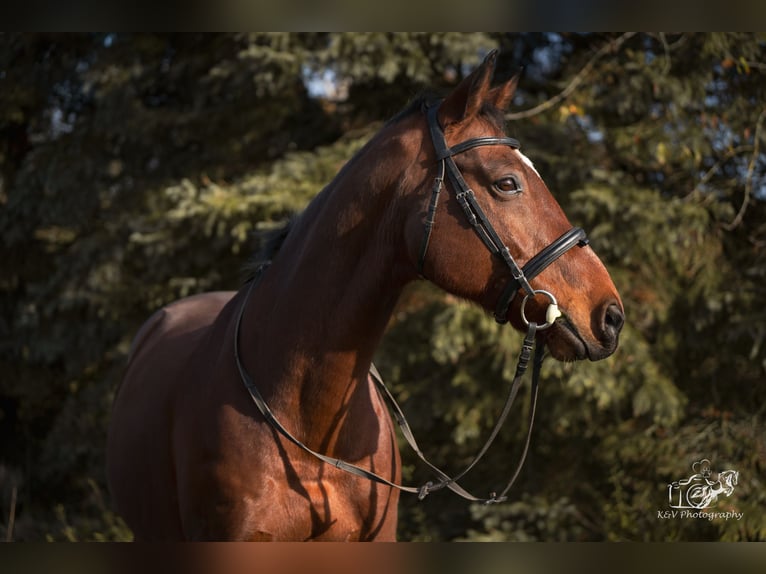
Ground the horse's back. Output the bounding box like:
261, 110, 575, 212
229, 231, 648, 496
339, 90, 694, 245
107, 290, 236, 540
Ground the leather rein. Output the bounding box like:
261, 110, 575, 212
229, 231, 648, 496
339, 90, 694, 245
233, 101, 589, 505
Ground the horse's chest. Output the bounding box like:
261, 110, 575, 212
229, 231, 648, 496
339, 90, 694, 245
194, 396, 401, 540
239, 474, 398, 541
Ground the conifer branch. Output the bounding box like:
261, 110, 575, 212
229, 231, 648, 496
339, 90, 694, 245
723, 109, 765, 230
505, 32, 638, 121
658, 32, 672, 74
5, 486, 16, 542
685, 144, 754, 200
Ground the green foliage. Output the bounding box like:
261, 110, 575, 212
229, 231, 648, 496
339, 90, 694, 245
460, 495, 587, 542
312, 33, 493, 87
43, 480, 133, 542
1, 33, 764, 541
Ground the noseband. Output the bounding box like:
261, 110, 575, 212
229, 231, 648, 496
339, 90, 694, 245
234, 101, 594, 506
418, 103, 589, 326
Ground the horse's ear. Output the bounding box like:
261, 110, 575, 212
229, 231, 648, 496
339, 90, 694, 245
488, 68, 522, 111
438, 50, 498, 127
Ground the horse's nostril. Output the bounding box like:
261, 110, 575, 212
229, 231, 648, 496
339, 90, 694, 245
604, 303, 625, 335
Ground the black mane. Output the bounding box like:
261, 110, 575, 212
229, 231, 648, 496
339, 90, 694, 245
241, 218, 296, 283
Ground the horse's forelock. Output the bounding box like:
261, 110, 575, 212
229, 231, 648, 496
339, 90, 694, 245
479, 101, 508, 133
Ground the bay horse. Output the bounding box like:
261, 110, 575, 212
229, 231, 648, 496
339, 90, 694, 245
106, 51, 624, 541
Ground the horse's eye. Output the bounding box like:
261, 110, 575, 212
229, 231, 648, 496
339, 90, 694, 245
493, 176, 523, 196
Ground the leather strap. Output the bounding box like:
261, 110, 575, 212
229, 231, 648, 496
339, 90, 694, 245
493, 227, 589, 321
417, 161, 444, 276
447, 136, 520, 158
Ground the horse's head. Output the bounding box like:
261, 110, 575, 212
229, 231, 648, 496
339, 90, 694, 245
719, 470, 739, 494
403, 51, 623, 362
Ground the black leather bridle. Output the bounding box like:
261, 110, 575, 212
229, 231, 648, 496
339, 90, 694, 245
233, 101, 593, 505
419, 102, 589, 326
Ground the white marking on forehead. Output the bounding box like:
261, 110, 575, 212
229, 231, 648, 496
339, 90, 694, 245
514, 149, 540, 177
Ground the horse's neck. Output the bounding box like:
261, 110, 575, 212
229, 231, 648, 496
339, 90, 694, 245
238, 139, 415, 453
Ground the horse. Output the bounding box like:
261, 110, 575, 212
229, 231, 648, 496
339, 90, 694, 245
106, 50, 624, 541
684, 469, 739, 509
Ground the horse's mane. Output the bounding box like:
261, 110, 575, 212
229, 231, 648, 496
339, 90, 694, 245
240, 89, 508, 284
241, 218, 296, 283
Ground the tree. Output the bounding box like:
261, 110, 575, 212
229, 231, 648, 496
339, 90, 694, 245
1, 32, 764, 541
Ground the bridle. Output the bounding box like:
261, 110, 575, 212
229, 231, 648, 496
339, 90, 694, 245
418, 102, 589, 327
233, 100, 590, 505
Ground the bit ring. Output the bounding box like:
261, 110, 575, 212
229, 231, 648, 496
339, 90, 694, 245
520, 290, 561, 331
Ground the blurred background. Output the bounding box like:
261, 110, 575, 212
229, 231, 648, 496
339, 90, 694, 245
0, 32, 764, 541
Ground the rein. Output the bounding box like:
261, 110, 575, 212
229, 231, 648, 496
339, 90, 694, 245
235, 269, 541, 504
233, 101, 589, 505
